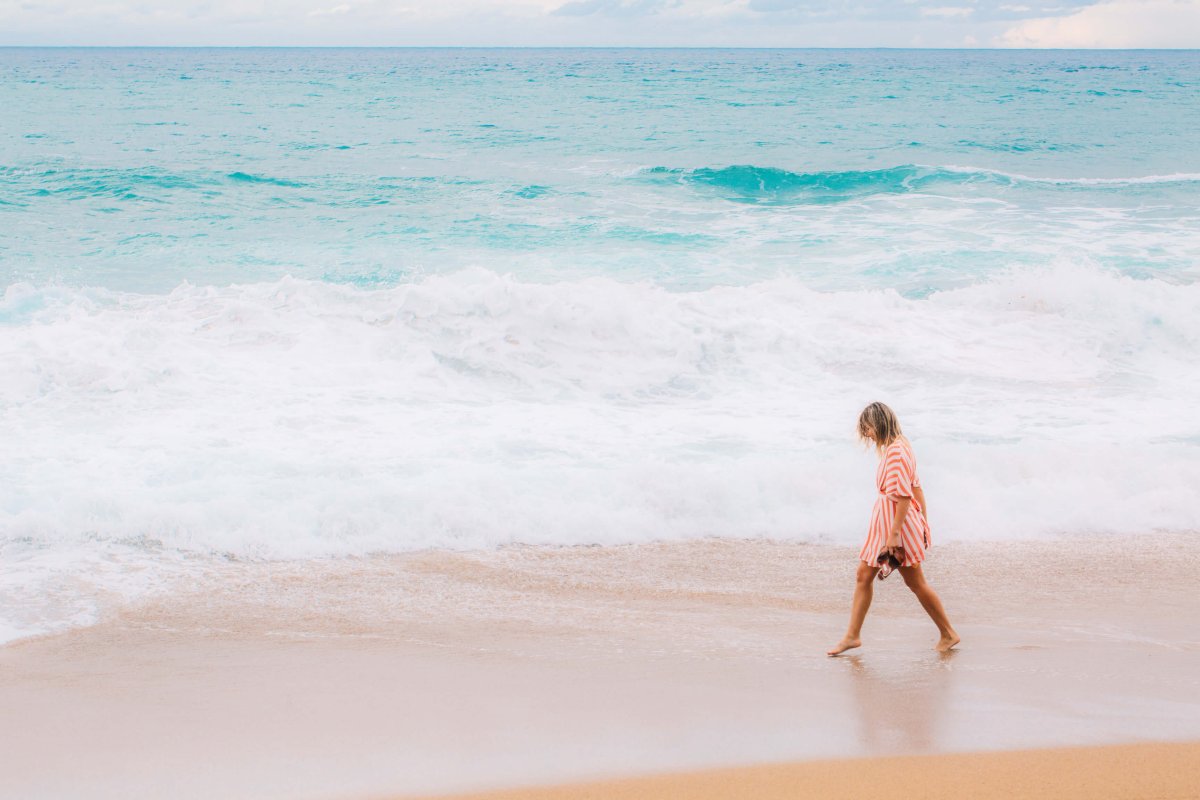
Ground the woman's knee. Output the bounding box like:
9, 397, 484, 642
900, 567, 926, 591
855, 563, 878, 585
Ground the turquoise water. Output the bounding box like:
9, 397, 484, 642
2, 48, 1198, 291
2, 48, 1199, 643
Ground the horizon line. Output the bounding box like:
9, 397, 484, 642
2, 44, 1199, 51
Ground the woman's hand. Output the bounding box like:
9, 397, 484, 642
886, 532, 902, 552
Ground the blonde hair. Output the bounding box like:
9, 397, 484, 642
857, 402, 903, 454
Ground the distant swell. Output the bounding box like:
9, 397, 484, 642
640, 163, 1200, 203
226, 171, 306, 188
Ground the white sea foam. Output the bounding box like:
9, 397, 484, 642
2, 263, 1198, 642
938, 164, 1200, 186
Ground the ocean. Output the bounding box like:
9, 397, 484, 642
2, 47, 1198, 643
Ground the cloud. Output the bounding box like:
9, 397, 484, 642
745, 0, 859, 14
998, 0, 1200, 47
920, 6, 974, 17
552, 0, 673, 16
308, 4, 353, 16
740, 0, 1094, 22
0, 0, 1196, 45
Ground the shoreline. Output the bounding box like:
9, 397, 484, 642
2, 535, 1197, 799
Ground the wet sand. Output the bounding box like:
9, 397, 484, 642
1, 535, 1197, 799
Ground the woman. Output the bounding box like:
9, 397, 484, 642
828, 402, 960, 655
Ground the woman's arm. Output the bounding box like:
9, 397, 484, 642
888, 497, 910, 551
914, 485, 927, 523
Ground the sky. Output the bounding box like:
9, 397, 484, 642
0, 0, 1198, 47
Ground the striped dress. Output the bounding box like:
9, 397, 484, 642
859, 437, 930, 568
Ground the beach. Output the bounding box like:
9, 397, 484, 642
2, 534, 1197, 799
2, 46, 1200, 800
421, 743, 1200, 800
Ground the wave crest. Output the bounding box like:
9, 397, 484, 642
1, 263, 1197, 554
640, 163, 1200, 204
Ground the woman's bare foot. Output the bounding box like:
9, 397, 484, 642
827, 637, 861, 656
936, 632, 961, 652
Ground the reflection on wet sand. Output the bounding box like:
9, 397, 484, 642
841, 650, 958, 753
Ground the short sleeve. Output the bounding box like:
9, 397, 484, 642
883, 443, 915, 498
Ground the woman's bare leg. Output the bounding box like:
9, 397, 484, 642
828, 561, 879, 655
899, 564, 960, 652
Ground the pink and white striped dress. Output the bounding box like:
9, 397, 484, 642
859, 437, 930, 568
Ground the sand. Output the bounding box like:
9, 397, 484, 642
1, 535, 1198, 799
411, 742, 1200, 800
